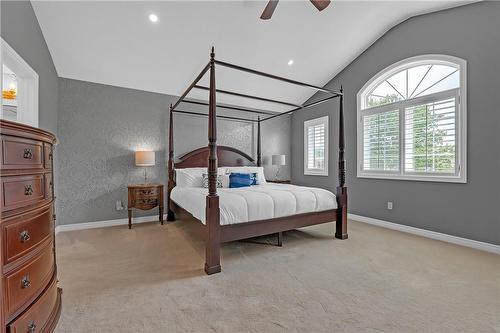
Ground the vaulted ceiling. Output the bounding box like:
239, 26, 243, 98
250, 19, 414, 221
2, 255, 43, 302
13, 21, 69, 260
32, 1, 473, 113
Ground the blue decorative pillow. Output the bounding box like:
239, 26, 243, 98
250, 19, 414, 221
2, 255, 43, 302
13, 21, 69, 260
229, 173, 253, 188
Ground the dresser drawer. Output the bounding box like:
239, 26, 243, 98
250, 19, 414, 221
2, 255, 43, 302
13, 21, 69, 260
1, 175, 46, 212
5, 243, 55, 317
8, 277, 59, 333
44, 173, 53, 200
0, 135, 44, 170
43, 143, 53, 170
3, 206, 53, 264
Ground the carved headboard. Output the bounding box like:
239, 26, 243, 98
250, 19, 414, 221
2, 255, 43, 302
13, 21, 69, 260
174, 146, 255, 169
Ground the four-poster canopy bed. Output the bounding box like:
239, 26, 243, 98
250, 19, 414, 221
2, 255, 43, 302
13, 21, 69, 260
167, 47, 347, 275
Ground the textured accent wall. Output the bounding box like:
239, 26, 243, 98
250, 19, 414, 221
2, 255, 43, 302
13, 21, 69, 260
58, 78, 291, 225
291, 2, 500, 245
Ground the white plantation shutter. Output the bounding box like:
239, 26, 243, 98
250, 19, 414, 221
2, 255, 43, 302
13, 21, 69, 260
304, 116, 328, 175
404, 96, 457, 174
307, 123, 325, 169
362, 109, 399, 172
357, 55, 466, 183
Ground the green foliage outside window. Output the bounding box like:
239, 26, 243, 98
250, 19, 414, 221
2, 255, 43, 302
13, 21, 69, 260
364, 94, 455, 173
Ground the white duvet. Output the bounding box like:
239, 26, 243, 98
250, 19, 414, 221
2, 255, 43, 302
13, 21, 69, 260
170, 184, 337, 225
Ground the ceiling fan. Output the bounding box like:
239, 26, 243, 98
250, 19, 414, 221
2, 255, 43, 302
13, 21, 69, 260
260, 0, 331, 20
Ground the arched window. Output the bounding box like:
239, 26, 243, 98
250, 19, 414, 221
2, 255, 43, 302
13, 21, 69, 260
357, 55, 466, 183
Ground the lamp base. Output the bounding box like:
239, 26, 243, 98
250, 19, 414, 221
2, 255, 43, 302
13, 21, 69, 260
274, 166, 281, 181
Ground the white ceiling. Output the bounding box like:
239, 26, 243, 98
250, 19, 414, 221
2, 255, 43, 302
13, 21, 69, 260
32, 0, 473, 113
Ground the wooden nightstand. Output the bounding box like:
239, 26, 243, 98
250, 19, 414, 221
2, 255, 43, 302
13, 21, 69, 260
267, 179, 291, 184
127, 183, 164, 229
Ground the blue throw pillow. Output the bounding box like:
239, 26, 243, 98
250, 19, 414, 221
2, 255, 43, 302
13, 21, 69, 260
229, 173, 253, 188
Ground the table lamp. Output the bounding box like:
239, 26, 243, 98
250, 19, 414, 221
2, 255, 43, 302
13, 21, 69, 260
272, 154, 286, 181
135, 151, 155, 183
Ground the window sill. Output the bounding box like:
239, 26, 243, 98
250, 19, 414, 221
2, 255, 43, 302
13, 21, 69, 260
304, 171, 329, 176
357, 173, 467, 184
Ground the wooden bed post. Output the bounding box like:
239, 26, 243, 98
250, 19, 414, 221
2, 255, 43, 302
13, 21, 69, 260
257, 116, 262, 167
205, 47, 222, 275
167, 104, 176, 221
336, 86, 348, 239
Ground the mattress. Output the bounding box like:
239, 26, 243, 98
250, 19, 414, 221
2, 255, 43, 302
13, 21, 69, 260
170, 184, 337, 225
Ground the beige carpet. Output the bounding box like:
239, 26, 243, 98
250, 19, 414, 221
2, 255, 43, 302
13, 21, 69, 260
54, 218, 499, 333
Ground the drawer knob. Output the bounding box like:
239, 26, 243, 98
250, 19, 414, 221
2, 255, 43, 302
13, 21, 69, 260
19, 230, 31, 242
28, 321, 36, 332
25, 184, 33, 196
21, 275, 31, 288
23, 148, 33, 160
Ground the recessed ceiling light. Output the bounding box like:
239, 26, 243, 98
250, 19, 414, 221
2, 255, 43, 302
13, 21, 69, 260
287, 60, 294, 66
149, 14, 159, 23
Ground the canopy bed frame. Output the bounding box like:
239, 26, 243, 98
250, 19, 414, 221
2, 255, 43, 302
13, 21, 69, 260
167, 47, 347, 275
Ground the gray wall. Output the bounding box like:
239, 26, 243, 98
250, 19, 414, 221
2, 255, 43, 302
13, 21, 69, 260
1, 1, 59, 135
58, 78, 290, 225
291, 2, 500, 244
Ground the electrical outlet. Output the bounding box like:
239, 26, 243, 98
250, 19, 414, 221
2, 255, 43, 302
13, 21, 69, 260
116, 200, 124, 211
387, 201, 393, 210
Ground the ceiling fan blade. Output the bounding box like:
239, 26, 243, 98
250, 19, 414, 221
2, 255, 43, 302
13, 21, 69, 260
260, 0, 279, 20
310, 0, 331, 11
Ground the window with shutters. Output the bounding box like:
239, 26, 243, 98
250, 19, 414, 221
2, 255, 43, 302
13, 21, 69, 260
357, 55, 467, 183
304, 116, 328, 176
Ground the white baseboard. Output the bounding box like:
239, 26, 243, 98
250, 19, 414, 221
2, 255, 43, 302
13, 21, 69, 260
55, 214, 167, 234
55, 213, 499, 255
348, 213, 500, 255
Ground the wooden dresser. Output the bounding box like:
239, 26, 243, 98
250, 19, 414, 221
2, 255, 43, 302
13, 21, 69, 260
0, 120, 61, 333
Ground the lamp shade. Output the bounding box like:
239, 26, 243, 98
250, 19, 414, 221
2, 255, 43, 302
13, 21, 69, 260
135, 151, 155, 166
272, 154, 286, 166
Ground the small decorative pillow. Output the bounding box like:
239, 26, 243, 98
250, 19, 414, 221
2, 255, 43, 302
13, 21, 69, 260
222, 170, 258, 185
202, 174, 224, 188
224, 167, 267, 184
250, 172, 258, 185
229, 173, 253, 188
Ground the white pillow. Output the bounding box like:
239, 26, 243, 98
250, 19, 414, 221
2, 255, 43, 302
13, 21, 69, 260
175, 168, 206, 187
201, 173, 230, 188
176, 167, 230, 187
220, 174, 230, 188
176, 167, 264, 187
222, 166, 267, 184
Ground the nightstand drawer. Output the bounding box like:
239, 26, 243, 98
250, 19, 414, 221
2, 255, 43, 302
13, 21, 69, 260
134, 188, 158, 197
135, 198, 158, 206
